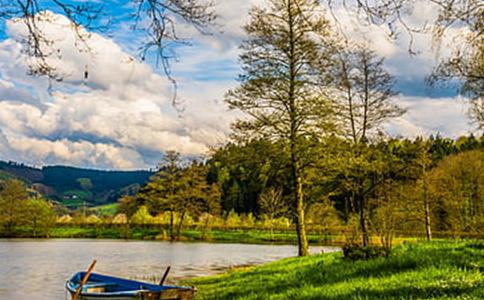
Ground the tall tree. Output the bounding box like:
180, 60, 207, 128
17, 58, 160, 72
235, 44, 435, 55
334, 45, 405, 143
139, 150, 182, 240
0, 179, 29, 236
226, 0, 336, 256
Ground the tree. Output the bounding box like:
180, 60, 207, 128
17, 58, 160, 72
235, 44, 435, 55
427, 2, 483, 128
0, 179, 29, 236
22, 197, 56, 237
0, 0, 216, 93
258, 187, 288, 240
334, 45, 405, 143
77, 178, 93, 191
173, 162, 221, 240
208, 140, 289, 214
428, 150, 484, 235
139, 150, 181, 240
226, 0, 337, 256
138, 153, 221, 241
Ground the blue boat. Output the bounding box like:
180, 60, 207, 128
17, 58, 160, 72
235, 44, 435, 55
66, 272, 195, 300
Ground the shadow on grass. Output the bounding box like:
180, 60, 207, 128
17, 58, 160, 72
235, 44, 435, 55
193, 241, 484, 300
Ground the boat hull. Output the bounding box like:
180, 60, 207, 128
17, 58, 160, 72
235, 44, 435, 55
66, 272, 194, 300
67, 289, 194, 300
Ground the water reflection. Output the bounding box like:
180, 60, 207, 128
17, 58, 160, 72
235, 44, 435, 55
0, 239, 339, 300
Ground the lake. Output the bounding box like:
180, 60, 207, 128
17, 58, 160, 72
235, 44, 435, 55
0, 239, 338, 300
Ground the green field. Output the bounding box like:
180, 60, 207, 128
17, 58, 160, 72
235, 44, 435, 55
189, 241, 484, 299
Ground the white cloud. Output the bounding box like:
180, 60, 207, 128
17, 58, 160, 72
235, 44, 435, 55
0, 11, 235, 169
0, 3, 478, 170
386, 96, 474, 138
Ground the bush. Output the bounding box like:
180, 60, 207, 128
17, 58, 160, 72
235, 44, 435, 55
343, 244, 389, 261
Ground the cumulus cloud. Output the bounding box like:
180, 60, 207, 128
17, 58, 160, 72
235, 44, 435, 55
0, 11, 235, 169
0, 3, 478, 170
386, 96, 473, 138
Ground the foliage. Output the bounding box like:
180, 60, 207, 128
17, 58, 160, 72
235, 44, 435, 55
342, 244, 388, 260
0, 179, 56, 237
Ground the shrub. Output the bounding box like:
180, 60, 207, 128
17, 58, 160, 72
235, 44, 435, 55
343, 244, 389, 261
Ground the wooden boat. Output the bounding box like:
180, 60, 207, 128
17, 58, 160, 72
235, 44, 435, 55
66, 272, 195, 300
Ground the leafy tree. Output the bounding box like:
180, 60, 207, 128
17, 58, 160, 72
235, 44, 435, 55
22, 197, 56, 237
139, 151, 181, 240
306, 198, 342, 238
0, 179, 29, 236
131, 205, 154, 226
77, 178, 93, 191
208, 140, 289, 214
226, 0, 337, 256
428, 150, 484, 234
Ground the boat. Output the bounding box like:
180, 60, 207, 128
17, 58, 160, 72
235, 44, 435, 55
66, 271, 195, 300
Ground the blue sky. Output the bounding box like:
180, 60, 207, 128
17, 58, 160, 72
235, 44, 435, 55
0, 0, 478, 170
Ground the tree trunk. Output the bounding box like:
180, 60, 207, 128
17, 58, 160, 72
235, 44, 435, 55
169, 210, 174, 242
359, 196, 370, 246
422, 175, 432, 241
291, 149, 309, 256
202, 214, 210, 240
424, 198, 432, 241
175, 210, 186, 240
294, 175, 309, 256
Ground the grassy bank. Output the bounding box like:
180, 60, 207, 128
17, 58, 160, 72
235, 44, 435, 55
189, 240, 484, 299
46, 226, 347, 245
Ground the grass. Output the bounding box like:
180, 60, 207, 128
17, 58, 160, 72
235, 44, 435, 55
90, 203, 118, 216
25, 225, 416, 246
47, 226, 347, 245
188, 240, 484, 300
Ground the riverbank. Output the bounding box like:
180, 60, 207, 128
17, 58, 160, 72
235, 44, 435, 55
8, 225, 418, 246
188, 240, 484, 299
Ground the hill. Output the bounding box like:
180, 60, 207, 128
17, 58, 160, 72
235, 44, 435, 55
0, 161, 153, 208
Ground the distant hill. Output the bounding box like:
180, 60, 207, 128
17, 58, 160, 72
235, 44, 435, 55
0, 161, 153, 209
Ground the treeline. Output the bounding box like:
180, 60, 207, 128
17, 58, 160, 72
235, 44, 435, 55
111, 134, 484, 247
0, 135, 482, 246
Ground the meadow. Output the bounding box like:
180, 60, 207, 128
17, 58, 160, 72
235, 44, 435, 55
189, 240, 484, 300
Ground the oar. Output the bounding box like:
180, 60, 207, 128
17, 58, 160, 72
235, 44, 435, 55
72, 260, 97, 300
159, 266, 171, 286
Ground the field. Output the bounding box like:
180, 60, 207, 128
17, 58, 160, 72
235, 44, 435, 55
189, 240, 484, 299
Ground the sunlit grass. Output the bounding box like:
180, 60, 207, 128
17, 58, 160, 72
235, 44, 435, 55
188, 240, 484, 300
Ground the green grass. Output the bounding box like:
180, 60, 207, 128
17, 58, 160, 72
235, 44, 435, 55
188, 240, 484, 300
90, 203, 118, 216
46, 226, 348, 245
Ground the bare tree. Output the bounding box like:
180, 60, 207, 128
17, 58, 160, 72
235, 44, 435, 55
0, 0, 216, 96
333, 44, 405, 143
258, 187, 287, 240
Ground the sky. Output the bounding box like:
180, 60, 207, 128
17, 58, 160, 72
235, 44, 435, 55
0, 0, 479, 170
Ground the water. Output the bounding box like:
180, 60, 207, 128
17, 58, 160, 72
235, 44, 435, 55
0, 239, 338, 300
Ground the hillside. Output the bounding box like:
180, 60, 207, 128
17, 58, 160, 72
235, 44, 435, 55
0, 161, 153, 208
